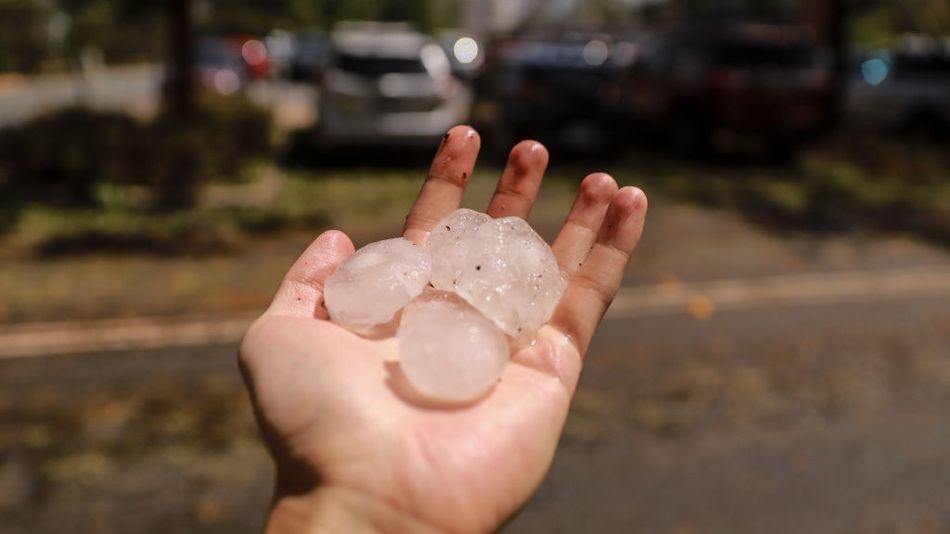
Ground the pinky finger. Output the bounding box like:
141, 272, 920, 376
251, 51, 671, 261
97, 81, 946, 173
549, 187, 647, 356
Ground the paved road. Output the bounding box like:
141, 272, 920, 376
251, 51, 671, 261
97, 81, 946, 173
0, 65, 316, 129
509, 295, 950, 533
2, 271, 949, 532
0, 65, 161, 127
3, 265, 947, 359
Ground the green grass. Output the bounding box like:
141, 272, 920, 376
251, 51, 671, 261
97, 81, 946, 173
8, 204, 329, 257
5, 130, 948, 258
617, 137, 950, 246
3, 165, 584, 257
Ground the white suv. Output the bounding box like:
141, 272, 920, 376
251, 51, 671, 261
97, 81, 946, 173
316, 23, 472, 147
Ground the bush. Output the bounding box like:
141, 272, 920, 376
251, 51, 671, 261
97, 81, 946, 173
0, 108, 147, 206
147, 95, 272, 209
0, 95, 273, 212
0, 0, 53, 73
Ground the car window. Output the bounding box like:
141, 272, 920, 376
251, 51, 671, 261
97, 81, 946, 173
336, 54, 427, 76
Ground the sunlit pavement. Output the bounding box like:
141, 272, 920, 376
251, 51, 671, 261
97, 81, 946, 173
2, 266, 948, 360
0, 65, 316, 129
2, 261, 949, 532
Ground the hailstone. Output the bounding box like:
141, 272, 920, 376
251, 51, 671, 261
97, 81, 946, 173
426, 208, 492, 291
398, 291, 509, 402
324, 237, 431, 331
427, 210, 564, 342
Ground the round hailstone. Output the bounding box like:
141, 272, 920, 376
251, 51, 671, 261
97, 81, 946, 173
426, 208, 491, 290
325, 238, 432, 331
460, 217, 564, 341
428, 210, 564, 343
398, 291, 509, 402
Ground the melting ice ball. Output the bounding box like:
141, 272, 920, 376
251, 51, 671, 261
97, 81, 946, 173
398, 291, 509, 402
325, 238, 431, 331
427, 209, 492, 290
427, 210, 564, 342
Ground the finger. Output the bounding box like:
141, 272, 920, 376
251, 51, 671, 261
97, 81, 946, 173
268, 230, 355, 319
550, 187, 648, 356
403, 125, 480, 245
551, 173, 618, 279
486, 140, 548, 219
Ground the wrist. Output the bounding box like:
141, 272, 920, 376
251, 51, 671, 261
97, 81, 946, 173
267, 485, 441, 534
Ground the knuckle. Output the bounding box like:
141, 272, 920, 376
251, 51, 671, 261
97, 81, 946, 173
572, 270, 617, 309
403, 211, 440, 233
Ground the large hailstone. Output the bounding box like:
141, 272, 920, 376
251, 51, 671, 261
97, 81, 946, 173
426, 209, 492, 290
324, 238, 431, 331
427, 210, 564, 342
398, 291, 509, 402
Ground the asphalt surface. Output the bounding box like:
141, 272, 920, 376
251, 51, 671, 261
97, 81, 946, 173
0, 65, 316, 128
509, 295, 950, 533
2, 278, 949, 533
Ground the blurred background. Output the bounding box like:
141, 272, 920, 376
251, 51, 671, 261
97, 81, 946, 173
0, 0, 948, 532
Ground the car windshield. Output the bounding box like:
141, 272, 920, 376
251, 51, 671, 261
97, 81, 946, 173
336, 54, 426, 76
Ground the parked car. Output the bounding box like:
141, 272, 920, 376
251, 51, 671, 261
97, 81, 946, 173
847, 40, 950, 140
288, 30, 331, 82
229, 35, 272, 80
621, 22, 832, 157
315, 22, 472, 148
166, 36, 269, 96
192, 37, 250, 95
265, 29, 297, 79
473, 35, 629, 156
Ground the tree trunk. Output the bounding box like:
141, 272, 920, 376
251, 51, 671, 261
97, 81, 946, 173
826, 0, 848, 128
156, 0, 199, 211
798, 0, 855, 129
167, 0, 194, 118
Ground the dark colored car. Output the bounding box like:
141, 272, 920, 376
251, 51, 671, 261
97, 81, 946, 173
847, 41, 950, 140
621, 22, 832, 157
189, 37, 249, 95
289, 31, 331, 82
473, 35, 631, 156
229, 35, 272, 80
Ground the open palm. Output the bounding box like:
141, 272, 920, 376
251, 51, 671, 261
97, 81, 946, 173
239, 126, 647, 533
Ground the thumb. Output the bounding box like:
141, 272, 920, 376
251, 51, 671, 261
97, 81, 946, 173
267, 230, 355, 319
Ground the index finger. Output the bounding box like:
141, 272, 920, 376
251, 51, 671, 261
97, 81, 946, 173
403, 125, 480, 245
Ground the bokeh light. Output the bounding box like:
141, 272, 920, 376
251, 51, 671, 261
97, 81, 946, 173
582, 39, 609, 66
453, 37, 479, 64
213, 69, 241, 95
861, 57, 889, 86
241, 39, 268, 67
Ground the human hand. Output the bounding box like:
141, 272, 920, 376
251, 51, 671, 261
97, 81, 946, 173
239, 126, 647, 533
